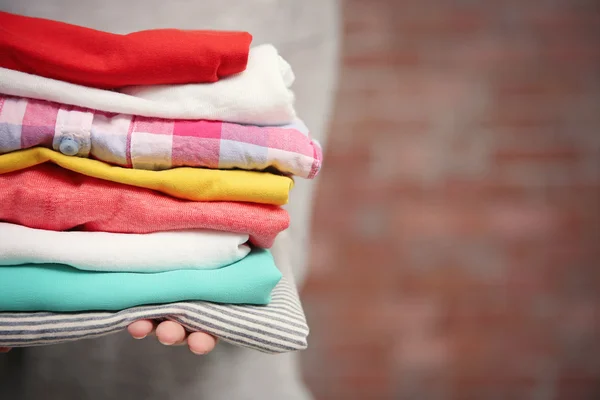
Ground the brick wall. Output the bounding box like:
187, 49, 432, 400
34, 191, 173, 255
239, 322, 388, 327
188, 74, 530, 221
301, 1, 600, 399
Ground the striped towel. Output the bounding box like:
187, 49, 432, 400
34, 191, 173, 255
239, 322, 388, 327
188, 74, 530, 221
0, 95, 322, 178
0, 278, 308, 354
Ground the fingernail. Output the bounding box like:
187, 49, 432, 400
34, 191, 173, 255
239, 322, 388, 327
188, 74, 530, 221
159, 339, 175, 346
132, 335, 146, 340
191, 349, 207, 355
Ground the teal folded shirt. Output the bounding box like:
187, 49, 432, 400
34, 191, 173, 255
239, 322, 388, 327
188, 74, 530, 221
0, 248, 281, 312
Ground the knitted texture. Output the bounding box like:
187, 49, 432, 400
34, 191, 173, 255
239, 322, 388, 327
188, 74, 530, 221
0, 164, 289, 248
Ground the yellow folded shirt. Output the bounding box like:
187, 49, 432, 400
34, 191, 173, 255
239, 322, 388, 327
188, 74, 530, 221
0, 148, 293, 205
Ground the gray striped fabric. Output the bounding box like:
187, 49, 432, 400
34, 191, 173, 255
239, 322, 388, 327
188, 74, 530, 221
0, 277, 308, 354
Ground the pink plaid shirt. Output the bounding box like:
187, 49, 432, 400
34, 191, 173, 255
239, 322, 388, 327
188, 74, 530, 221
0, 96, 322, 179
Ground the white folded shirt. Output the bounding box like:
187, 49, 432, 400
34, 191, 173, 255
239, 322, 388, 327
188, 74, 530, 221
0, 44, 296, 125
0, 223, 251, 272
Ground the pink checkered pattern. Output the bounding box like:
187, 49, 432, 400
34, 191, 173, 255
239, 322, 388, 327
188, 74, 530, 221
0, 95, 322, 179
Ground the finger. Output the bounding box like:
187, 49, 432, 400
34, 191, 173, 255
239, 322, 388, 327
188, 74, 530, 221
0, 347, 11, 353
127, 319, 155, 339
187, 332, 217, 355
155, 321, 187, 346
172, 332, 190, 347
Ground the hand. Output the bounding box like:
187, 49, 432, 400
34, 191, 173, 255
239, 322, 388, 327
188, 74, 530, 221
1, 321, 217, 355
127, 320, 217, 355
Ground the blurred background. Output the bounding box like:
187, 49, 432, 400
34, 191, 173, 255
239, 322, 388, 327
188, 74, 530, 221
301, 1, 600, 399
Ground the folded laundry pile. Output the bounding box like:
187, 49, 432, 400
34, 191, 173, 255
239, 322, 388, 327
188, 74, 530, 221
0, 11, 320, 354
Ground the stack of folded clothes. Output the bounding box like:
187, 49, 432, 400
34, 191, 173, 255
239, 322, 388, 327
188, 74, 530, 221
0, 11, 321, 354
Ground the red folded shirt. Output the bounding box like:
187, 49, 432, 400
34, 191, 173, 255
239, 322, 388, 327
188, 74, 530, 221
0, 164, 288, 248
0, 11, 252, 89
